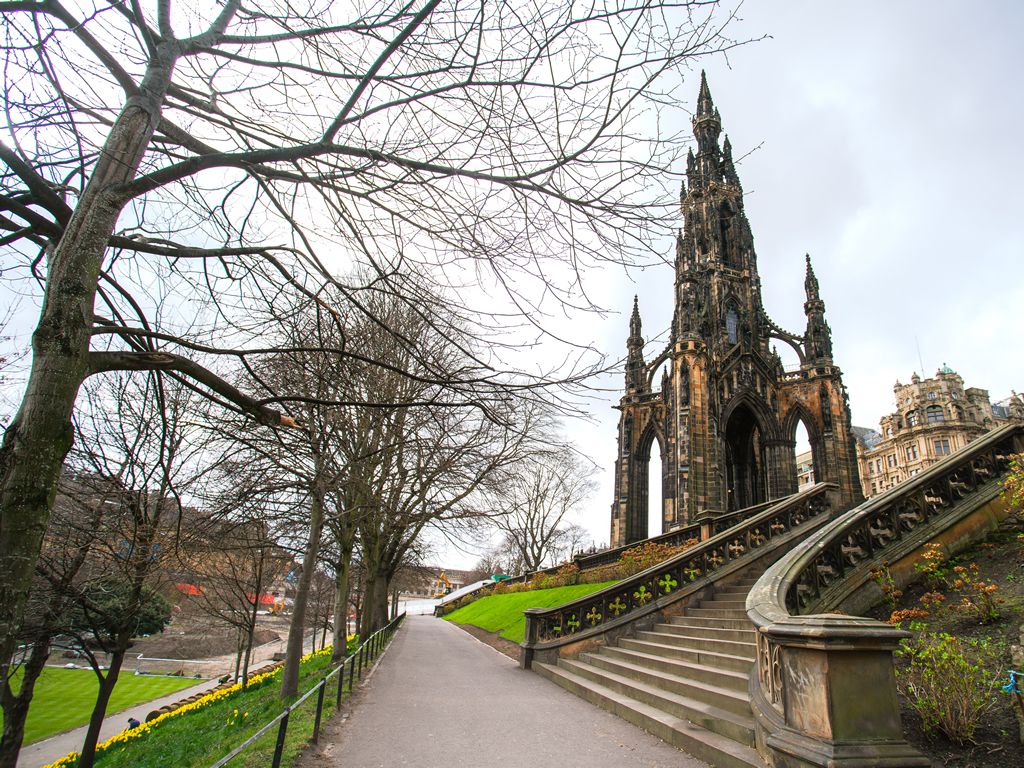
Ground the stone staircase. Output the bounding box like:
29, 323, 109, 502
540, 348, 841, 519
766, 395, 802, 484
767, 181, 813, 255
535, 572, 766, 768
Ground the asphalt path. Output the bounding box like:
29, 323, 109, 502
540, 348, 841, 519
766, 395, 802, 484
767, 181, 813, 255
306, 614, 710, 768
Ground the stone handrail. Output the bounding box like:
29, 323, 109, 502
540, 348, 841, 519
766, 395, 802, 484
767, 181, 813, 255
521, 482, 838, 666
746, 423, 1023, 767
437, 501, 776, 618
573, 499, 775, 570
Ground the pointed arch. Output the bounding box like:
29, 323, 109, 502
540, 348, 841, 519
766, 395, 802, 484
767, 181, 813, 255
623, 416, 665, 543
782, 402, 824, 492
721, 393, 779, 511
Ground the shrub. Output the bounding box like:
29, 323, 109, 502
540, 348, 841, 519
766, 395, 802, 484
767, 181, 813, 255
869, 563, 902, 613
896, 631, 1003, 743
532, 563, 580, 590
888, 607, 929, 626
1001, 453, 1024, 513
950, 563, 1002, 623
619, 540, 697, 573
913, 543, 949, 591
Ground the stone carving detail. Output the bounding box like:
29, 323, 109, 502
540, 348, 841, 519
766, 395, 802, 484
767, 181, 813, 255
783, 429, 1017, 615
757, 631, 784, 710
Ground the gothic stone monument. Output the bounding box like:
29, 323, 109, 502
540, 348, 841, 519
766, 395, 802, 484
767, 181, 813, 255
610, 74, 862, 547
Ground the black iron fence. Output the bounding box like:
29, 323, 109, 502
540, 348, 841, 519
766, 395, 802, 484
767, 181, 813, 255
210, 612, 406, 768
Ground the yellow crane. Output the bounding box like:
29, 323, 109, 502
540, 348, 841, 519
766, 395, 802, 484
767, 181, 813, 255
431, 571, 452, 598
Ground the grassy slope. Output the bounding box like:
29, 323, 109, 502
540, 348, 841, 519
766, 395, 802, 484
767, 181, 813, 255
3, 668, 201, 744
443, 581, 618, 643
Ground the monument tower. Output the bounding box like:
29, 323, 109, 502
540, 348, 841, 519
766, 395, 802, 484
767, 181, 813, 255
610, 74, 862, 547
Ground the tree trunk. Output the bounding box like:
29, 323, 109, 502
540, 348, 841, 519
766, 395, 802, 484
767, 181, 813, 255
0, 51, 176, 682
234, 627, 243, 682
78, 649, 126, 768
330, 555, 351, 662
364, 572, 390, 636
280, 490, 325, 699
0, 638, 50, 768
359, 569, 377, 639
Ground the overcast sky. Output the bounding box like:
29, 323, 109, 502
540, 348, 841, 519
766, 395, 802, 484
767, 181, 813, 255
536, 0, 1024, 561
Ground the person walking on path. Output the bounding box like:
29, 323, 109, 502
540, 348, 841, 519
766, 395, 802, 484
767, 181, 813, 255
306, 614, 711, 768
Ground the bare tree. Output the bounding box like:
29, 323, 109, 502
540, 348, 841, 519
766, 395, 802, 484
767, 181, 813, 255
27, 372, 204, 768
488, 451, 597, 572
0, 0, 742, 719
179, 513, 290, 688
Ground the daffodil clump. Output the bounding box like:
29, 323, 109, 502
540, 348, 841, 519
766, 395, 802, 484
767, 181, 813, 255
42, 645, 341, 768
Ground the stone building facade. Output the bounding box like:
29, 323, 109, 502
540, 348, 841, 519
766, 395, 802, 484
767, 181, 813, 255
857, 367, 1024, 498
609, 75, 863, 548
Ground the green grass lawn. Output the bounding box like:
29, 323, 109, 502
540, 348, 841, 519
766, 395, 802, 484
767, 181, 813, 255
86, 636, 365, 768
3, 667, 203, 745
444, 581, 619, 643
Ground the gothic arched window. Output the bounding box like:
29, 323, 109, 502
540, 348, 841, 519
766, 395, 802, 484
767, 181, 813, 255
726, 307, 739, 345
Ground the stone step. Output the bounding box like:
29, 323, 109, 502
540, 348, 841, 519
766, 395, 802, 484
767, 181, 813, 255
669, 615, 753, 631
684, 607, 749, 619
535, 661, 764, 768
650, 623, 758, 646
600, 646, 749, 692
619, 637, 757, 673
580, 652, 752, 716
701, 599, 747, 610
643, 626, 757, 659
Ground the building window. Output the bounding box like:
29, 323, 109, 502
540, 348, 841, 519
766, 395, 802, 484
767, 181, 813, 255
906, 410, 918, 427
910, 468, 920, 476
887, 453, 897, 468
906, 443, 919, 461
926, 405, 944, 424
886, 427, 893, 438
927, 391, 937, 400
934, 439, 951, 455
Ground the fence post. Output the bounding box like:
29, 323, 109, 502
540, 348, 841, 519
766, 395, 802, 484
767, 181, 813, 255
348, 655, 355, 691
271, 710, 290, 768
312, 680, 327, 744
357, 643, 364, 677
336, 661, 345, 707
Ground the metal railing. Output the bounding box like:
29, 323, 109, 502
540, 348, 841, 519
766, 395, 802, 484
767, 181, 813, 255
522, 483, 837, 658
210, 612, 406, 768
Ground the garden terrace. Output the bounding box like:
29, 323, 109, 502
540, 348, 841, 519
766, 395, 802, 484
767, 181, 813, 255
746, 422, 1023, 767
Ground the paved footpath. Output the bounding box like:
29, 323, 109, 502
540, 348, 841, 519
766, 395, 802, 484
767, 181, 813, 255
309, 614, 710, 768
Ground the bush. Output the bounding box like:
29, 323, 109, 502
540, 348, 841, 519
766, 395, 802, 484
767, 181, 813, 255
950, 563, 1003, 623
913, 543, 949, 591
896, 631, 1003, 743
619, 540, 697, 573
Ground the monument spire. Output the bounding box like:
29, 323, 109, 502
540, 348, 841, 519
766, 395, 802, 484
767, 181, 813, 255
625, 295, 646, 393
